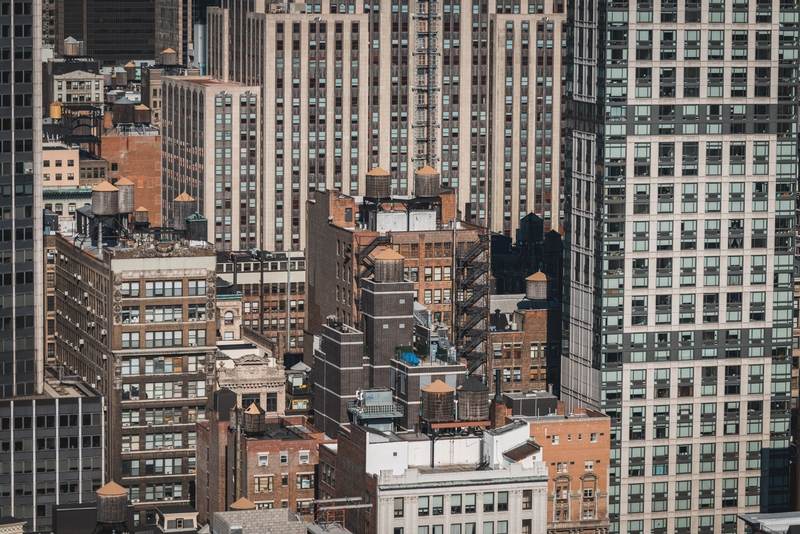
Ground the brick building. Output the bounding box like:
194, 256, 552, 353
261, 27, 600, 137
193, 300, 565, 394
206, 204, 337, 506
318, 421, 549, 534
305, 174, 488, 369
216, 251, 306, 362
102, 125, 163, 226
517, 407, 611, 534
488, 274, 562, 395
54, 204, 217, 525
196, 389, 326, 525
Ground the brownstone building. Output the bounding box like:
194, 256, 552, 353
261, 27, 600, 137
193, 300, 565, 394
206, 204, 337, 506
102, 126, 163, 226
521, 407, 611, 534
196, 389, 326, 526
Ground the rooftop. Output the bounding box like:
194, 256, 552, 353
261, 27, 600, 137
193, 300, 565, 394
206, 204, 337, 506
739, 512, 800, 534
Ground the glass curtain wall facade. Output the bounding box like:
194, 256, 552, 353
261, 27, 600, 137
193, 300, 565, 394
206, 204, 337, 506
561, 0, 797, 532
0, 0, 42, 399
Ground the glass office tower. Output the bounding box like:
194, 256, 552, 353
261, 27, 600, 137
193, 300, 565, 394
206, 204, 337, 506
0, 0, 42, 398
561, 0, 796, 532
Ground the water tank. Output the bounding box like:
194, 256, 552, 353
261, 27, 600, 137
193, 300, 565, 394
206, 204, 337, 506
50, 101, 63, 120
173, 192, 195, 231
230, 497, 256, 511
422, 380, 455, 423
115, 177, 135, 214
133, 206, 149, 224
373, 248, 405, 283
365, 166, 391, 198
112, 97, 136, 123
91, 181, 119, 216
457, 376, 490, 422
63, 37, 83, 56
95, 481, 128, 524
414, 165, 440, 198
134, 104, 150, 124
242, 402, 265, 435
186, 212, 208, 241
160, 48, 178, 65
116, 70, 128, 87
525, 271, 548, 300
124, 61, 137, 81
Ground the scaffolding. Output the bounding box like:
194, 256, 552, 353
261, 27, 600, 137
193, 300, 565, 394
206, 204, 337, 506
412, 0, 441, 167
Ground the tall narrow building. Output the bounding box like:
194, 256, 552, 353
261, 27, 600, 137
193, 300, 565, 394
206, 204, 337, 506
561, 0, 796, 533
0, 0, 43, 398
202, 0, 568, 250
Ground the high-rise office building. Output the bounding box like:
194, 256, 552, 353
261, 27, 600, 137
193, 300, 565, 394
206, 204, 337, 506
54, 201, 217, 525
204, 0, 568, 250
161, 76, 261, 250
54, 0, 156, 63
561, 1, 796, 533
0, 0, 43, 398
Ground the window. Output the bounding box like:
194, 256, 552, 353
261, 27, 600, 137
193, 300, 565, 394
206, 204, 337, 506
585, 461, 594, 471
419, 496, 430, 516
296, 473, 314, 489
254, 475, 273, 492
394, 497, 404, 517
483, 492, 494, 512
451, 494, 462, 514
465, 493, 477, 513
497, 492, 508, 511
280, 452, 288, 465
299, 451, 310, 464
258, 454, 269, 466
552, 435, 559, 444
590, 433, 598, 442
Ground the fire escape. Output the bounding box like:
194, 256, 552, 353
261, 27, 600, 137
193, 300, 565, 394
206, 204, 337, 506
455, 233, 490, 375
352, 233, 391, 330
412, 0, 440, 167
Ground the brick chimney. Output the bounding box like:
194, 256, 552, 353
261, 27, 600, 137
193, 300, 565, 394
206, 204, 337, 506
490, 369, 507, 429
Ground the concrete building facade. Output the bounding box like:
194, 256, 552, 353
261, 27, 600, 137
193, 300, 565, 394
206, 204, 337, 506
54, 226, 217, 525
0, 371, 104, 531
161, 76, 261, 250
206, 0, 569, 246
318, 421, 549, 534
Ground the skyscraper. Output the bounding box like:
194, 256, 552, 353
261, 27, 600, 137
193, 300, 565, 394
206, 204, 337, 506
0, 0, 43, 398
202, 0, 568, 251
561, 0, 796, 532
54, 0, 156, 63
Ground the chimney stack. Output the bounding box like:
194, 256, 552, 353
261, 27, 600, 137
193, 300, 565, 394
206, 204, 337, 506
490, 370, 506, 429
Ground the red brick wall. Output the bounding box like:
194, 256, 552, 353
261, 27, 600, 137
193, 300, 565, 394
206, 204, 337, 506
196, 418, 229, 526
102, 135, 163, 226
528, 412, 611, 531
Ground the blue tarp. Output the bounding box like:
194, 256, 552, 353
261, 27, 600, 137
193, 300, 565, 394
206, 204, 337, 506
400, 352, 420, 366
